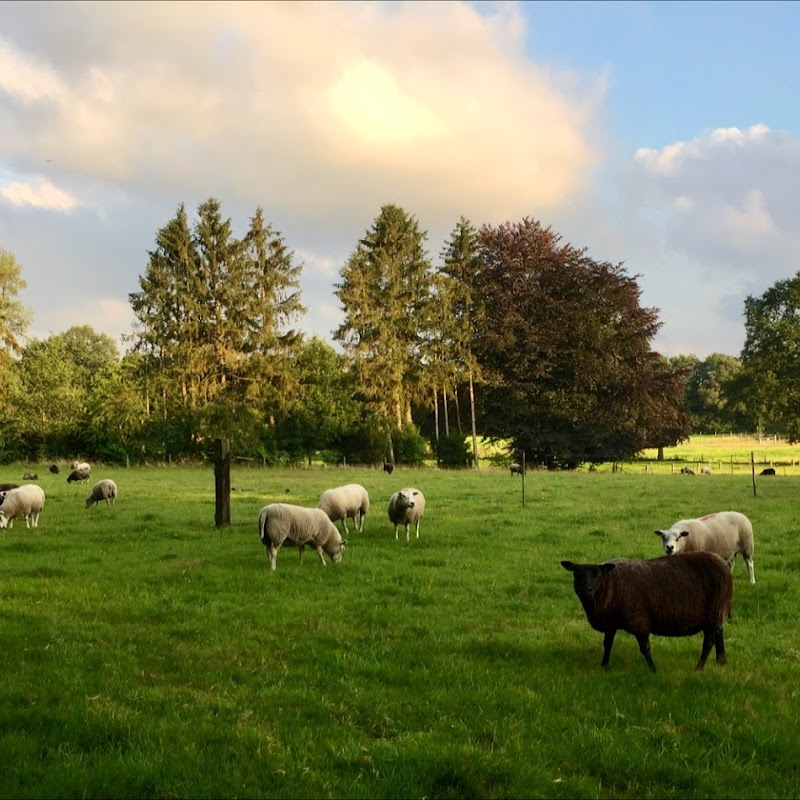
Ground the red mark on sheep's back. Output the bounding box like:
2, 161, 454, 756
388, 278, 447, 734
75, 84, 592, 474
699, 513, 718, 521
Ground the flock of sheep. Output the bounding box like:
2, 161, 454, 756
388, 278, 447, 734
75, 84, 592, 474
563, 509, 756, 673
258, 483, 426, 572
0, 461, 118, 529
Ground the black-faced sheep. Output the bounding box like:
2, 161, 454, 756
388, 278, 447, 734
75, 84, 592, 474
387, 487, 426, 541
0, 484, 46, 529
760, 467, 776, 476
318, 483, 370, 535
561, 552, 733, 672
258, 503, 346, 572
383, 462, 394, 475
66, 468, 91, 484
86, 479, 117, 508
23, 472, 38, 480
510, 463, 524, 476
654, 511, 755, 584
680, 466, 695, 475
49, 464, 59, 474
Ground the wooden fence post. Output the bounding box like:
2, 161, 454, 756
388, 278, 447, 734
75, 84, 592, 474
215, 438, 231, 528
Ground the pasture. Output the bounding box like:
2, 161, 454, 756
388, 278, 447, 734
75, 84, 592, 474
0, 463, 797, 799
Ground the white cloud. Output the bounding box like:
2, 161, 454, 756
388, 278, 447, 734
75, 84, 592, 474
31, 297, 135, 350
0, 177, 78, 211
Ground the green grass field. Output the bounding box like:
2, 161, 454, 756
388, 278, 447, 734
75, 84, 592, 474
0, 455, 797, 799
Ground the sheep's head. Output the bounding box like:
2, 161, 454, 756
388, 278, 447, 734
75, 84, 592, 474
561, 561, 615, 604
654, 527, 690, 555
395, 491, 415, 511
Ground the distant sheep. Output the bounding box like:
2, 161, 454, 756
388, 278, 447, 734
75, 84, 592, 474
49, 464, 59, 474
22, 472, 38, 480
0, 484, 46, 529
71, 461, 90, 472
318, 483, 370, 535
680, 467, 695, 475
258, 503, 346, 572
654, 511, 755, 584
760, 467, 776, 476
66, 468, 91, 484
387, 487, 426, 541
561, 552, 733, 672
510, 462, 524, 476
700, 466, 712, 475
86, 479, 117, 508
383, 462, 394, 475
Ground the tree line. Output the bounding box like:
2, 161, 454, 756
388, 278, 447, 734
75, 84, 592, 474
0, 201, 797, 468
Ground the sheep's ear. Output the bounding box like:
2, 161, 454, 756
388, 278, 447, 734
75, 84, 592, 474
654, 529, 665, 537
601, 563, 616, 573
561, 560, 576, 572
341, 539, 348, 547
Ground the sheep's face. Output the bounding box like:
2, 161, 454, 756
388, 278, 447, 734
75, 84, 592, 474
654, 528, 690, 555
329, 538, 346, 564
561, 561, 615, 604
396, 491, 414, 511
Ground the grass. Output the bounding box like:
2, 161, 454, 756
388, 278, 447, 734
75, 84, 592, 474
0, 458, 798, 798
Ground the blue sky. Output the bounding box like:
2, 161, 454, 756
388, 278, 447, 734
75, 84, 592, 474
2, 0, 800, 359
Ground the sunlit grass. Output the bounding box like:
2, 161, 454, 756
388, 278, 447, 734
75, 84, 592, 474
0, 462, 796, 798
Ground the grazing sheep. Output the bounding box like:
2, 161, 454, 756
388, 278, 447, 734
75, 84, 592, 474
86, 479, 117, 508
0, 484, 46, 529
22, 472, 38, 480
700, 466, 712, 475
387, 487, 426, 541
258, 503, 346, 572
66, 468, 91, 484
680, 466, 695, 475
510, 462, 524, 476
654, 511, 755, 584
318, 483, 370, 535
383, 462, 394, 475
49, 464, 59, 474
70, 461, 91, 472
760, 467, 776, 476
0, 482, 20, 492
561, 552, 733, 672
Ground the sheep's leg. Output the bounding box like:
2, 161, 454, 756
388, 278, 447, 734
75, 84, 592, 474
415, 520, 420, 538
713, 628, 727, 665
394, 524, 399, 540
601, 630, 616, 668
636, 634, 657, 673
268, 544, 279, 571
315, 545, 327, 566
341, 517, 350, 536
298, 545, 305, 565
745, 556, 755, 584
696, 629, 717, 670
406, 523, 410, 542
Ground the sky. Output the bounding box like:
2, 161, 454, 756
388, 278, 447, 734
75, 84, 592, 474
2, 0, 800, 360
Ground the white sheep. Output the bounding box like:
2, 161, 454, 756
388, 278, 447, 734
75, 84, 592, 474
700, 466, 713, 475
387, 487, 426, 541
654, 511, 755, 584
0, 484, 46, 529
86, 479, 117, 508
258, 503, 346, 572
318, 483, 370, 535
71, 461, 91, 473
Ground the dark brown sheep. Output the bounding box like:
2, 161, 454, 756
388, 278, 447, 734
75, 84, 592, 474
49, 464, 60, 474
383, 462, 394, 475
66, 468, 91, 484
510, 462, 524, 476
561, 552, 732, 673
0, 483, 20, 492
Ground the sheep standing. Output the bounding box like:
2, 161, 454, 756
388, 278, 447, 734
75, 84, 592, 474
561, 552, 733, 672
66, 468, 91, 484
383, 462, 394, 475
700, 466, 713, 475
654, 511, 755, 584
680, 466, 695, 475
258, 503, 346, 572
71, 461, 91, 472
318, 483, 370, 535
509, 463, 524, 476
86, 479, 117, 508
0, 484, 46, 529
760, 467, 776, 476
387, 487, 426, 541
49, 464, 60, 475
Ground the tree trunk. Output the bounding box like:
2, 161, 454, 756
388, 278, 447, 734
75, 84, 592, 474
657, 446, 664, 461
443, 387, 450, 437
469, 370, 479, 468
434, 388, 440, 443
454, 386, 463, 434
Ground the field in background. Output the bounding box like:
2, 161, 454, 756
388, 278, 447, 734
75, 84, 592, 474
0, 463, 796, 798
